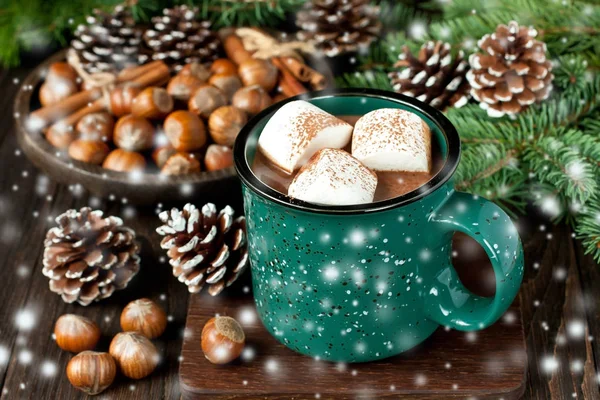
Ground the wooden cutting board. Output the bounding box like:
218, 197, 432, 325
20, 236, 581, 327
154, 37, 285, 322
179, 291, 526, 400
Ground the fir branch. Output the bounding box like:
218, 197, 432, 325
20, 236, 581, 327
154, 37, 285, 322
575, 198, 600, 263
465, 168, 528, 216
524, 135, 597, 205
454, 144, 514, 190
199, 0, 305, 28
337, 70, 393, 91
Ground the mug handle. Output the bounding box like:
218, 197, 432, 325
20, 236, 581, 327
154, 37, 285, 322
424, 190, 524, 331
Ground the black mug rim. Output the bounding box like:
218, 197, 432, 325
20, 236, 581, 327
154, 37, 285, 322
234, 88, 461, 215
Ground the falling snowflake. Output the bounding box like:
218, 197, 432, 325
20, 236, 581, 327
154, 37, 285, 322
238, 307, 257, 325
542, 356, 559, 373
568, 320, 585, 339
265, 358, 279, 373
323, 266, 339, 281
349, 229, 366, 246
241, 347, 256, 362
15, 309, 36, 331
414, 374, 427, 386
40, 361, 57, 377
18, 350, 32, 365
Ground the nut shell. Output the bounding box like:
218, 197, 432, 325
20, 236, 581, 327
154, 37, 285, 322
238, 58, 278, 92
204, 144, 234, 171
164, 111, 207, 152
131, 87, 174, 120
68, 139, 111, 165
201, 316, 245, 364
210, 59, 238, 76
167, 74, 204, 102
76, 112, 114, 142
109, 332, 159, 379
66, 351, 116, 395
188, 85, 227, 119
179, 63, 211, 82
102, 149, 146, 172
208, 74, 242, 101
114, 115, 155, 152
54, 314, 101, 353
152, 146, 177, 168
161, 153, 201, 175
232, 85, 272, 116
208, 106, 247, 147
47, 62, 79, 83
46, 123, 77, 149
109, 85, 142, 117
39, 79, 79, 106
120, 298, 167, 339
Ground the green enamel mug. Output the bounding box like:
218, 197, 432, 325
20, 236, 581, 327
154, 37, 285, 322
234, 88, 524, 363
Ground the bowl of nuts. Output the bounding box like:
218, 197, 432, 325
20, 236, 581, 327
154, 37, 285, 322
14, 46, 327, 205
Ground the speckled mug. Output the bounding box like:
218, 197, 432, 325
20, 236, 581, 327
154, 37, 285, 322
234, 89, 524, 363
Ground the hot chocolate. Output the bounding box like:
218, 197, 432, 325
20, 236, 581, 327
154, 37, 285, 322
251, 115, 443, 203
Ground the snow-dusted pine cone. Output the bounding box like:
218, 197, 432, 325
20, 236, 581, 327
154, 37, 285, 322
142, 5, 221, 73
389, 41, 470, 110
296, 0, 382, 57
70, 5, 144, 74
466, 21, 554, 117
42, 208, 140, 306
156, 203, 248, 296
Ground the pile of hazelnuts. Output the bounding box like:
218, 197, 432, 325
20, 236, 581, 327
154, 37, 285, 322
55, 297, 246, 395
40, 57, 279, 175
56, 298, 167, 395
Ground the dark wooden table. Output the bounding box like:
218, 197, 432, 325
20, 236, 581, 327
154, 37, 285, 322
1, 64, 599, 399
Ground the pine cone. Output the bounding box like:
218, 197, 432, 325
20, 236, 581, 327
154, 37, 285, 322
142, 5, 221, 73
156, 204, 248, 296
42, 208, 140, 306
296, 0, 382, 57
71, 5, 143, 74
389, 41, 470, 110
466, 21, 554, 118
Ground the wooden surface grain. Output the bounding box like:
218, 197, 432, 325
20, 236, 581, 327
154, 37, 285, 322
1, 65, 599, 399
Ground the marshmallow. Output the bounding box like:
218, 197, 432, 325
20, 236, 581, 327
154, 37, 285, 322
258, 100, 353, 174
288, 149, 377, 206
352, 109, 431, 172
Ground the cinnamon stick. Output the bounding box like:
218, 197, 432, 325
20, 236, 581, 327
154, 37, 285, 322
117, 60, 165, 82
29, 88, 103, 131
224, 34, 252, 66
271, 57, 308, 97
281, 57, 312, 82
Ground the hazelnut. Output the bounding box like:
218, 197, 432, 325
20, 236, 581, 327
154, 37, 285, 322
164, 110, 207, 151
109, 332, 159, 379
188, 85, 227, 119
208, 106, 247, 147
68, 139, 110, 165
204, 144, 234, 171
76, 112, 114, 142
167, 74, 204, 102
131, 87, 174, 119
201, 316, 245, 364
39, 79, 78, 106
103, 149, 146, 172
120, 298, 167, 339
46, 123, 77, 149
113, 115, 155, 152
238, 58, 278, 92
161, 152, 201, 175
179, 63, 211, 82
109, 84, 142, 117
47, 62, 79, 83
208, 74, 242, 101
67, 351, 116, 395
152, 146, 177, 168
54, 314, 101, 353
232, 85, 272, 116
210, 58, 238, 76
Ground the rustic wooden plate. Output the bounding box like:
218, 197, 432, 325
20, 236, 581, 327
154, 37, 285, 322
14, 50, 239, 205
